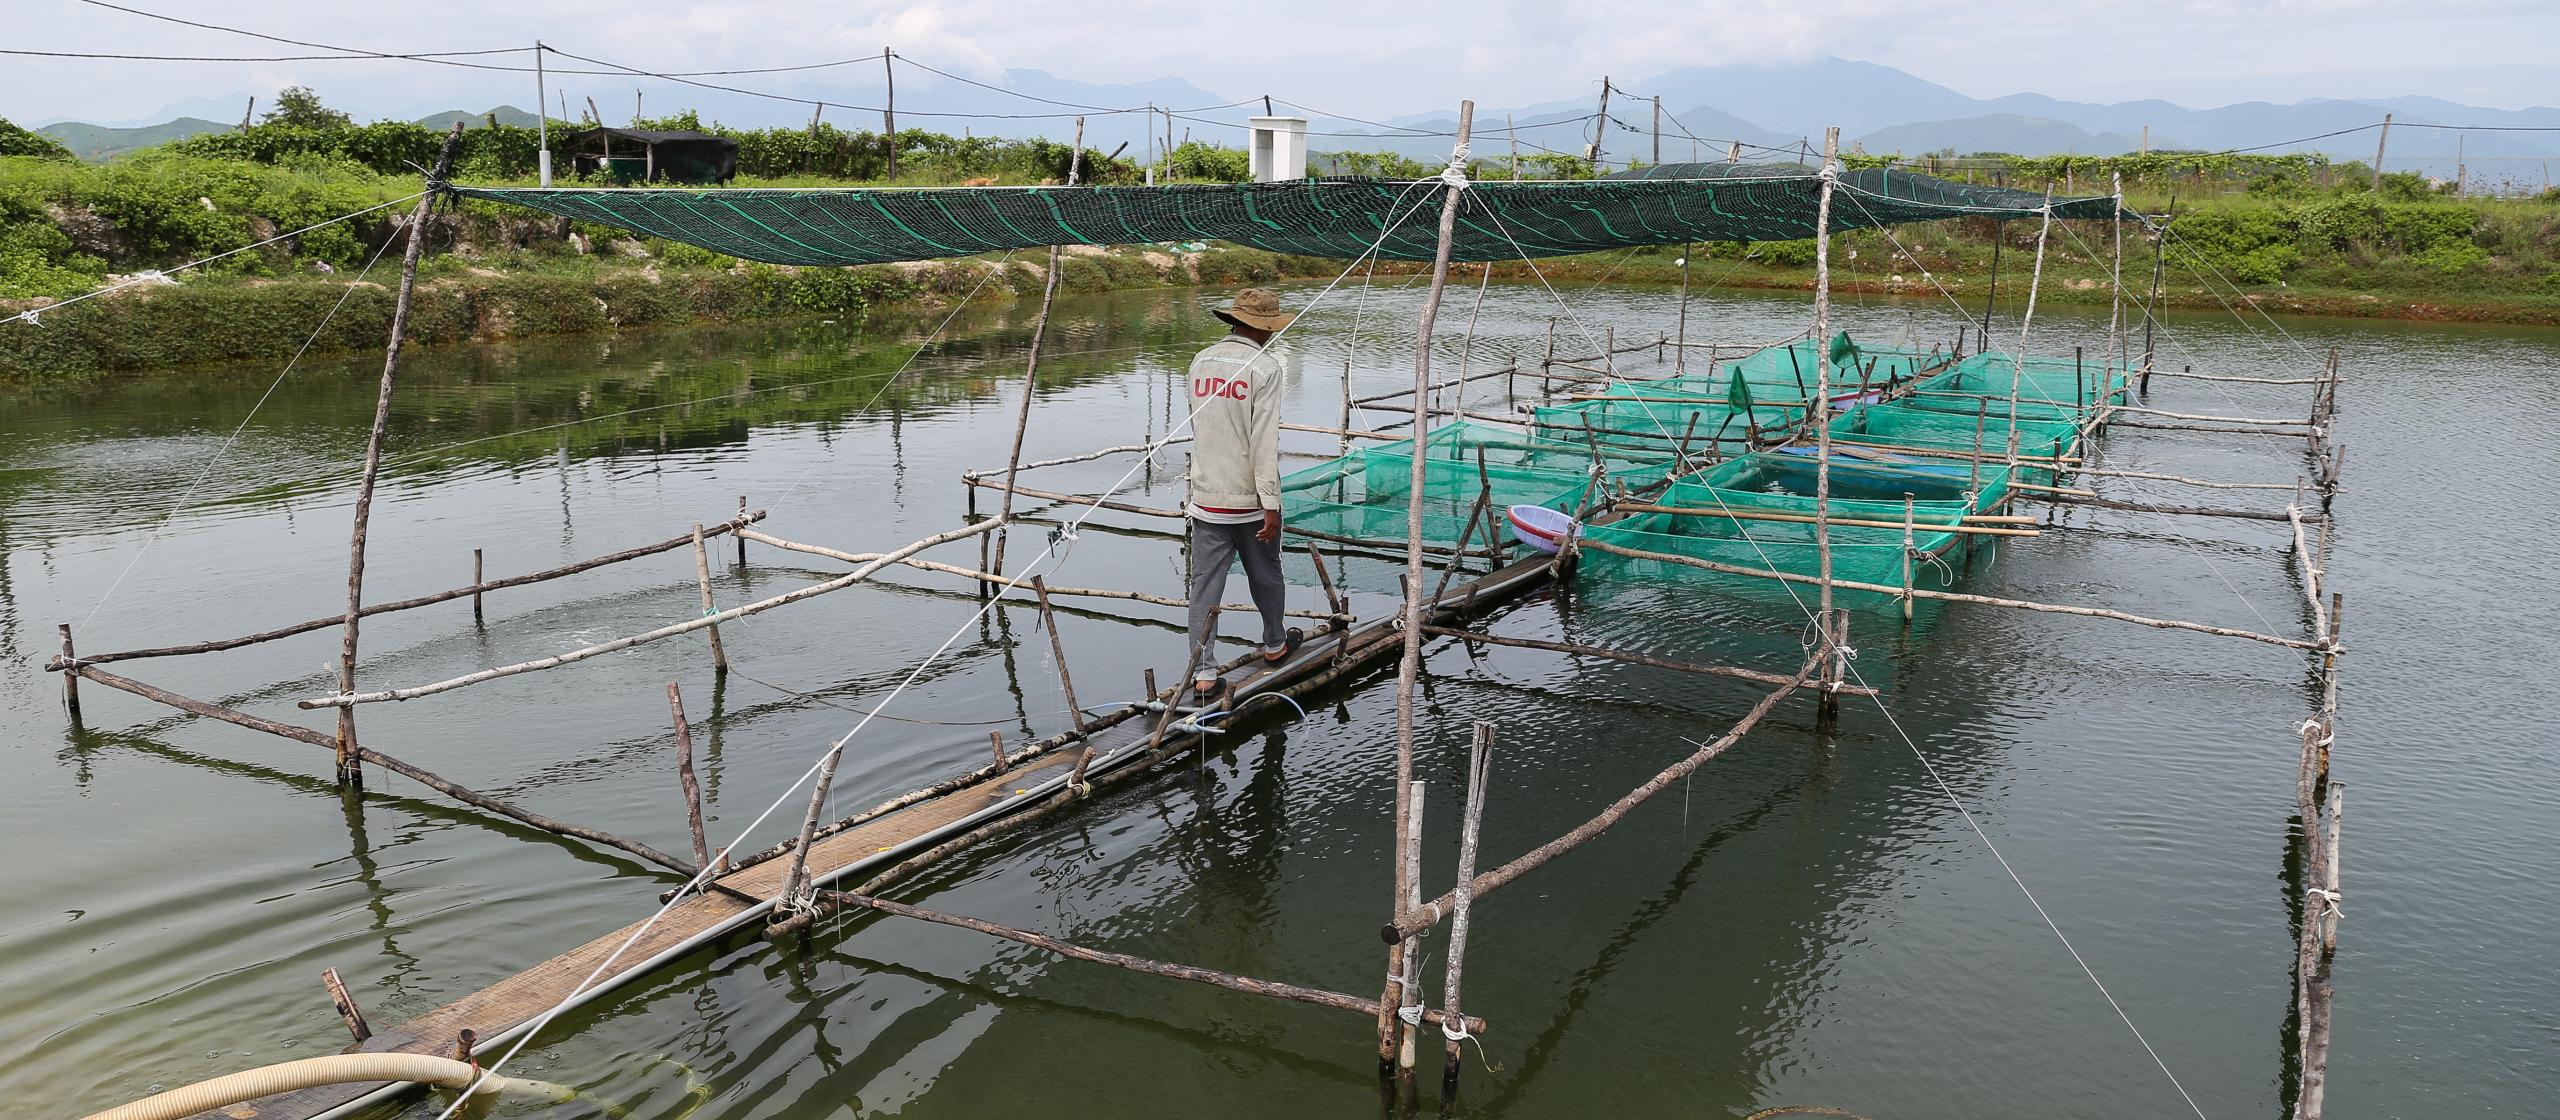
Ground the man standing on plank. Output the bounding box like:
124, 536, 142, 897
1184, 287, 1303, 702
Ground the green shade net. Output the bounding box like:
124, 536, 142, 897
450, 165, 2125, 266
1902, 350, 2107, 425
1281, 420, 1673, 551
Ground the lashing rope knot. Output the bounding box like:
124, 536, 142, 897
2306, 886, 2343, 916
1438, 147, 1471, 190
1440, 1019, 1470, 1042
10, 308, 39, 327
1397, 1004, 1424, 1027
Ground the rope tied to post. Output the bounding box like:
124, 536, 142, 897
1438, 144, 1472, 190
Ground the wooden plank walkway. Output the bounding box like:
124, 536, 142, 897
186, 555, 1561, 1120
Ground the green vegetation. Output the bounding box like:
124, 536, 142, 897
3, 87, 2555, 382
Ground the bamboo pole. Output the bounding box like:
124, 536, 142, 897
690, 524, 729, 673
2022, 491, 2300, 522
667, 682, 715, 873
2107, 172, 2124, 404
1439, 722, 1492, 1096
964, 436, 1191, 479
2004, 187, 2056, 470
988, 118, 1084, 580
2109, 419, 2318, 438
1576, 538, 2325, 650
1397, 781, 1427, 1075
1386, 655, 1818, 943
771, 737, 844, 926
73, 662, 703, 874
2104, 405, 2312, 427
1417, 624, 1874, 694
299, 520, 1000, 709
1901, 495, 1916, 620
1028, 577, 1087, 735
52, 512, 768, 669
1612, 504, 2042, 537
1812, 130, 1843, 703
741, 527, 1342, 621
57, 623, 79, 717
1674, 244, 1691, 375
1381, 98, 1474, 1079
331, 123, 464, 789
817, 890, 1488, 1036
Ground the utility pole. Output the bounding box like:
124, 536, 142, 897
239, 96, 254, 132
534, 42, 551, 187
1585, 77, 1610, 165
1651, 95, 1661, 166
2370, 113, 2392, 189
884, 48, 898, 181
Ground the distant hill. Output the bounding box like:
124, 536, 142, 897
1853, 114, 2160, 158
38, 117, 230, 160
414, 105, 544, 130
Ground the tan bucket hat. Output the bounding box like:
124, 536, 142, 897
1213, 287, 1295, 332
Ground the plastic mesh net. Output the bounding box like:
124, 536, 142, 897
452, 167, 2126, 267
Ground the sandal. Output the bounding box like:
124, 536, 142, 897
1190, 676, 1229, 704
1261, 627, 1306, 664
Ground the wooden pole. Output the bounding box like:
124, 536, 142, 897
2006, 187, 2056, 470
736, 495, 749, 567
1417, 625, 1869, 693
1981, 222, 2003, 340
991, 116, 1082, 579
690, 524, 729, 672
57, 512, 765, 669
1901, 495, 1917, 620
1575, 539, 2324, 649
1397, 781, 1427, 1076
302, 520, 999, 709
1585, 80, 1608, 164
1028, 576, 1088, 735
1381, 97, 1474, 1079
2369, 113, 2391, 189
73, 662, 705, 873
1651, 95, 1661, 166
321, 968, 371, 1043
667, 682, 715, 872
882, 48, 898, 181
1675, 244, 1691, 375
331, 122, 463, 789
1387, 656, 1817, 943
1339, 359, 1354, 455
57, 623, 79, 717
817, 889, 1487, 1035
1812, 126, 1840, 700
774, 740, 844, 923
471, 549, 484, 624
1440, 722, 1492, 1096
1507, 113, 1518, 180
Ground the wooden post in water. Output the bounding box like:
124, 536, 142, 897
691, 524, 729, 673
1674, 243, 1691, 375
1380, 98, 1473, 1081
2141, 200, 2170, 398
471, 549, 485, 624
1029, 576, 1088, 735
1440, 722, 1493, 1098
1900, 495, 1916, 622
991, 118, 1083, 580
774, 742, 843, 925
2005, 188, 2057, 470
1396, 780, 1427, 1080
56, 624, 79, 718
736, 495, 749, 567
321, 967, 371, 1043
1981, 221, 2004, 340
331, 123, 464, 790
667, 682, 715, 872
1811, 127, 1841, 703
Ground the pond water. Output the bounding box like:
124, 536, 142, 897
2, 275, 2553, 1120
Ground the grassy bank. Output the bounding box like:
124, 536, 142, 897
6, 122, 2558, 381
0, 233, 1331, 382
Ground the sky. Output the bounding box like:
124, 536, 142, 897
7, 0, 2555, 127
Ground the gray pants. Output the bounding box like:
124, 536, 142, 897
1188, 518, 1289, 680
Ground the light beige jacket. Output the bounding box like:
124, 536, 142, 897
1183, 334, 1285, 511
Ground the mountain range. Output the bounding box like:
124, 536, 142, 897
27, 56, 2559, 181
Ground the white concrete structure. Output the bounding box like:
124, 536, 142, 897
1248, 116, 1310, 182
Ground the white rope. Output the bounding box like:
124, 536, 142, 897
2305, 887, 2342, 916
3, 193, 424, 327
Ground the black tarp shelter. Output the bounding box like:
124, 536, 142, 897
563, 128, 738, 185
